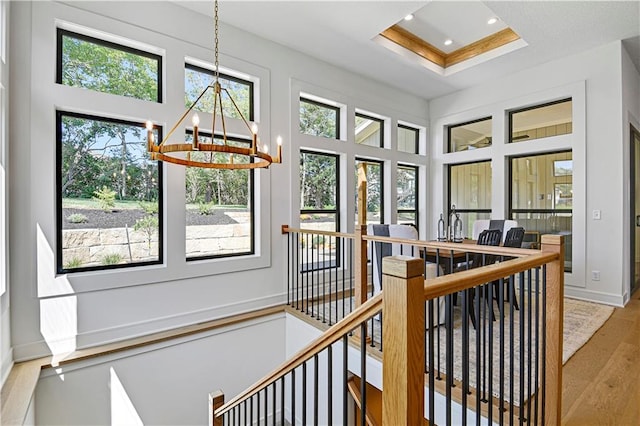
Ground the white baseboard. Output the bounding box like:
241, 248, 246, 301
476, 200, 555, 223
1, 347, 14, 387
564, 287, 624, 307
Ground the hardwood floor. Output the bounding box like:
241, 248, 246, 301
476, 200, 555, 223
562, 290, 640, 425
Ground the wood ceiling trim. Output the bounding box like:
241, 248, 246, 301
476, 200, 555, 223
445, 28, 520, 67
380, 25, 446, 67
379, 26, 521, 70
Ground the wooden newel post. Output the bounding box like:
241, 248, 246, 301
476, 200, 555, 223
382, 255, 425, 426
541, 234, 564, 425
354, 224, 369, 307
209, 390, 225, 426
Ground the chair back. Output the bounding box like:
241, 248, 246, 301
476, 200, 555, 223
504, 227, 526, 248
477, 228, 502, 246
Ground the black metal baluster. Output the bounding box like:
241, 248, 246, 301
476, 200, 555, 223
475, 285, 482, 426
349, 240, 354, 314
296, 233, 300, 310
328, 345, 333, 426
360, 323, 367, 426
534, 267, 540, 426
256, 391, 260, 425
343, 335, 348, 426
313, 354, 319, 426
302, 361, 307, 426
526, 269, 533, 425
311, 235, 316, 318
510, 273, 515, 425
280, 377, 285, 426
488, 280, 494, 425
322, 239, 326, 323
541, 265, 547, 425
446, 292, 454, 426
519, 271, 525, 425
292, 369, 296, 426
428, 298, 435, 424
499, 277, 505, 425
462, 289, 469, 425
272, 382, 277, 426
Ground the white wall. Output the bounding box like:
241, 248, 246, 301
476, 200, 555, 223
35, 314, 285, 425
8, 0, 428, 363
429, 41, 633, 305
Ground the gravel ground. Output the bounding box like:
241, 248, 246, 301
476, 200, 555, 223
62, 208, 240, 229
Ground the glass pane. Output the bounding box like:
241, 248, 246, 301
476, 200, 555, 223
354, 160, 383, 225
185, 134, 253, 259
59, 30, 160, 102
355, 114, 383, 147
185, 65, 252, 120
511, 152, 572, 210
449, 161, 492, 210
456, 212, 491, 240
300, 152, 337, 210
448, 117, 492, 152
300, 213, 337, 232
512, 212, 572, 272
398, 125, 419, 153
397, 212, 416, 226
300, 99, 338, 139
59, 113, 161, 271
510, 99, 572, 143
397, 166, 417, 210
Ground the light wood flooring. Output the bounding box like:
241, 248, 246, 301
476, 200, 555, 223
562, 289, 640, 424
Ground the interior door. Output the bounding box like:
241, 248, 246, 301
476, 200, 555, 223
632, 126, 640, 295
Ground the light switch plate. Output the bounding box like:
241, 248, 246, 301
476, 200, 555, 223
592, 209, 601, 220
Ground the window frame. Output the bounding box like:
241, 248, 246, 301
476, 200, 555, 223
355, 112, 384, 148
299, 97, 341, 140
184, 62, 255, 122
184, 130, 256, 262
56, 110, 164, 274
447, 116, 492, 153
397, 163, 419, 228
299, 149, 341, 232
56, 28, 163, 103
397, 123, 419, 154
508, 98, 572, 144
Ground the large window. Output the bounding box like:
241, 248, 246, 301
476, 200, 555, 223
510, 151, 572, 271
509, 98, 572, 143
185, 63, 253, 120
355, 112, 383, 147
57, 29, 161, 102
447, 117, 492, 153
355, 158, 383, 225
300, 97, 340, 139
57, 112, 162, 273
448, 161, 492, 238
398, 124, 419, 154
185, 132, 254, 260
300, 151, 339, 232
397, 164, 418, 228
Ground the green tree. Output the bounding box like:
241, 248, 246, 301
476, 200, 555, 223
300, 152, 337, 210
299, 101, 337, 138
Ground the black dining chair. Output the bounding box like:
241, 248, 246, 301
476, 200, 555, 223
493, 227, 526, 314
463, 228, 502, 329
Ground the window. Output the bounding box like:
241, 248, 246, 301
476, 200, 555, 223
355, 158, 383, 225
300, 97, 340, 139
355, 113, 383, 147
448, 161, 492, 238
398, 124, 419, 154
57, 112, 162, 273
509, 98, 572, 143
300, 151, 339, 232
447, 117, 492, 153
185, 132, 254, 260
397, 164, 418, 227
57, 29, 161, 102
185, 63, 253, 120
510, 151, 572, 271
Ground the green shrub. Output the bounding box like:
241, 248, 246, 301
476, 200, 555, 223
66, 213, 88, 224
134, 215, 158, 253
92, 186, 116, 211
64, 257, 84, 269
198, 202, 215, 215
312, 235, 325, 248
101, 253, 123, 265
138, 201, 158, 215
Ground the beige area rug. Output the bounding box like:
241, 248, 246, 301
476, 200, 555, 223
320, 296, 614, 407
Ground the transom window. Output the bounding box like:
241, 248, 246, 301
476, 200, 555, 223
355, 112, 384, 147
509, 98, 572, 143
299, 97, 340, 139
57, 111, 163, 273
56, 29, 162, 102
447, 117, 492, 153
398, 124, 419, 154
185, 63, 254, 121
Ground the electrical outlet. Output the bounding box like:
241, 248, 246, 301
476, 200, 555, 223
592, 209, 601, 220
592, 270, 601, 281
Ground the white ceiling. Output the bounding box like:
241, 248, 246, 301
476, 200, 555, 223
172, 1, 640, 100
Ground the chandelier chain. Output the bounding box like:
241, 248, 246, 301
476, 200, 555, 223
214, 0, 220, 81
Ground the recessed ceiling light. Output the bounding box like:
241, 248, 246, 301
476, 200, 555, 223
487, 17, 499, 25
444, 39, 453, 46
404, 14, 414, 21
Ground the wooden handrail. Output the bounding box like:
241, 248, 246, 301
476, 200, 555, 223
215, 292, 383, 417
281, 225, 355, 239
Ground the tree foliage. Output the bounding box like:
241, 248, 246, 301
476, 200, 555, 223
299, 101, 337, 138
300, 152, 337, 210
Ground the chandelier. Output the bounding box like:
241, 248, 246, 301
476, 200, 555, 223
146, 0, 282, 169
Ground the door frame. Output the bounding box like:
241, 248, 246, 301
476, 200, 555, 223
631, 124, 640, 295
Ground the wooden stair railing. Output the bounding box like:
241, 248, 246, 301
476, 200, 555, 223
212, 231, 563, 425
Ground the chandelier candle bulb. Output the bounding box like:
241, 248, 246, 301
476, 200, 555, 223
251, 123, 258, 155
146, 121, 154, 151
276, 136, 282, 163
192, 114, 200, 149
